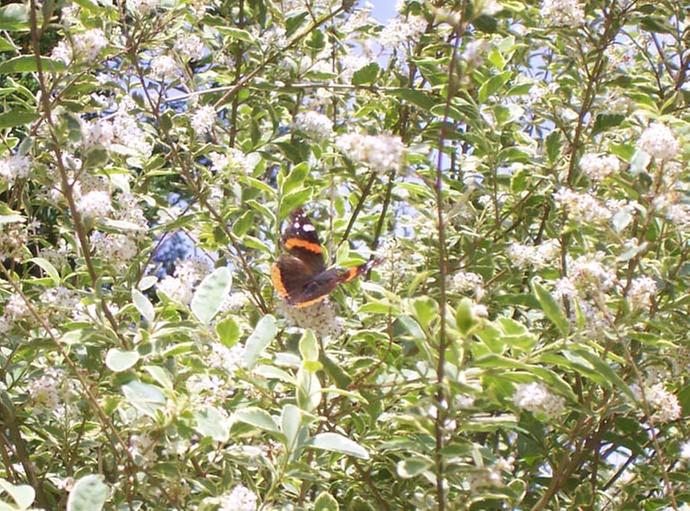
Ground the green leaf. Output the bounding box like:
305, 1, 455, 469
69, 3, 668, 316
299, 330, 319, 363
279, 188, 312, 220
352, 62, 380, 85
281, 404, 301, 452
320, 352, 352, 389
310, 432, 369, 460
132, 288, 155, 323
456, 298, 479, 336
592, 113, 625, 136
243, 315, 277, 369
478, 71, 512, 103
66, 475, 108, 511
191, 267, 232, 324
314, 492, 339, 511
572, 349, 634, 401
216, 316, 240, 347
545, 131, 561, 163
629, 149, 651, 175
411, 296, 438, 333
216, 26, 254, 42
532, 281, 569, 337
28, 257, 59, 284
0, 4, 28, 31
0, 56, 66, 74
388, 88, 436, 111
234, 406, 279, 433
282, 162, 310, 194
297, 366, 322, 411
0, 110, 39, 128
121, 380, 165, 418
105, 349, 139, 372
397, 457, 433, 478
0, 479, 34, 509
195, 406, 230, 442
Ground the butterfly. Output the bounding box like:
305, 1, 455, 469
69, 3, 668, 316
271, 208, 378, 307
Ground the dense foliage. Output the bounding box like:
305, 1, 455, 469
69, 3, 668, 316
0, 0, 689, 509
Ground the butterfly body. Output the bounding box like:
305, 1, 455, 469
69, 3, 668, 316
271, 209, 377, 307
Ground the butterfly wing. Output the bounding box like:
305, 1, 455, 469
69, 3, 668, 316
282, 208, 325, 274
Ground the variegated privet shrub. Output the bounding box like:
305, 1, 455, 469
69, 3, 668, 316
0, 0, 688, 509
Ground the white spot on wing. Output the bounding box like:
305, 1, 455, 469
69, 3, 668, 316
293, 222, 300, 228
302, 224, 316, 232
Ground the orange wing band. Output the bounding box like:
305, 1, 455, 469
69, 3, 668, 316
271, 263, 289, 298
341, 266, 359, 283
285, 238, 322, 254
293, 294, 329, 308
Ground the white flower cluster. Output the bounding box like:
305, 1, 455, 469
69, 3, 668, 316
51, 29, 108, 64
81, 118, 114, 148
28, 368, 74, 416
191, 105, 217, 134
568, 252, 617, 294
0, 153, 31, 185
158, 256, 212, 305
0, 221, 28, 260
638, 122, 680, 161
512, 382, 565, 417
127, 0, 159, 14
627, 276, 657, 310
295, 111, 333, 140
77, 190, 113, 219
218, 485, 257, 511
339, 53, 370, 82
174, 34, 205, 61
541, 0, 585, 27
450, 271, 484, 295
579, 153, 620, 181
337, 132, 405, 175
209, 149, 251, 174
378, 15, 427, 50
40, 286, 80, 316
150, 54, 181, 81
554, 188, 611, 223
507, 239, 559, 270
219, 292, 249, 313
90, 231, 138, 264
0, 293, 31, 333
631, 383, 681, 423
208, 343, 245, 376
276, 299, 344, 339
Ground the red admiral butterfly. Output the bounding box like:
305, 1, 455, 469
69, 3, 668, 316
271, 209, 378, 307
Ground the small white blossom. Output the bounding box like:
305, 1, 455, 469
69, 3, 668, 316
541, 0, 584, 27
632, 383, 681, 423
638, 122, 680, 161
90, 232, 138, 263
0, 222, 28, 260
450, 271, 484, 294
627, 276, 657, 310
276, 299, 344, 339
569, 252, 617, 293
513, 382, 565, 417
218, 485, 257, 511
0, 154, 31, 184
379, 15, 427, 50
4, 293, 30, 321
295, 111, 333, 140
127, 0, 160, 14
74, 29, 108, 62
81, 119, 114, 148
150, 54, 180, 80
554, 188, 612, 223
158, 275, 193, 305
77, 190, 113, 219
208, 343, 245, 375
191, 105, 217, 134
337, 132, 405, 175
174, 34, 205, 61
579, 153, 620, 181
507, 239, 559, 270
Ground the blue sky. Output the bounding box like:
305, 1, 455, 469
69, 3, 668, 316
369, 1, 396, 23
